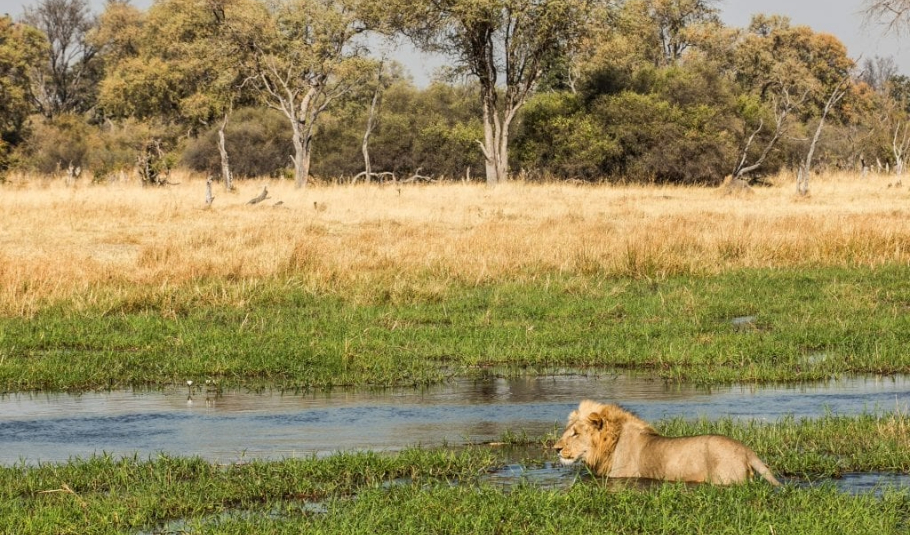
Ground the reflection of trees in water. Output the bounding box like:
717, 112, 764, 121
464, 377, 500, 404
179, 375, 717, 413
463, 375, 710, 405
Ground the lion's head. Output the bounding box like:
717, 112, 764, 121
553, 400, 629, 473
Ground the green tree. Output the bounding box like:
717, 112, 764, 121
235, 0, 377, 188
729, 15, 854, 179
565, 0, 724, 96
625, 0, 720, 66
540, 1, 739, 184
97, 0, 260, 187
0, 15, 47, 173
513, 91, 618, 179
89, 0, 143, 65
376, 0, 595, 186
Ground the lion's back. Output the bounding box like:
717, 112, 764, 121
633, 434, 756, 484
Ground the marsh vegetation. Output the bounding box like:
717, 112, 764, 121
2, 174, 910, 389
2, 413, 909, 534
1, 174, 909, 532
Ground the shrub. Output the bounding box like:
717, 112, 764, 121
181, 107, 293, 179
17, 114, 93, 175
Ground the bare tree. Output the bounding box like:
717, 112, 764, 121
357, 62, 386, 184
22, 0, 100, 117
892, 121, 910, 174
860, 55, 898, 92
733, 83, 809, 180
864, 0, 910, 33
797, 76, 850, 195
217, 111, 234, 190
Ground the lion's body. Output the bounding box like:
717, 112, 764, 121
554, 400, 780, 486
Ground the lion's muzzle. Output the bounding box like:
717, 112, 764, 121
553, 442, 581, 466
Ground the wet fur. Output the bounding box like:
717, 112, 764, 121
554, 400, 780, 486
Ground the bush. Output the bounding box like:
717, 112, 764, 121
181, 107, 292, 179
593, 91, 738, 184
12, 114, 183, 182
311, 81, 485, 180
513, 92, 620, 179
92, 119, 166, 181
17, 114, 93, 175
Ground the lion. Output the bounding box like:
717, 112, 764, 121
553, 400, 780, 486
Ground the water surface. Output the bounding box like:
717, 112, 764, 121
1, 374, 906, 465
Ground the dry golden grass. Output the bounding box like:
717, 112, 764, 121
2, 170, 910, 315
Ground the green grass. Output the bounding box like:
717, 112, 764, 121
2, 411, 909, 535
2, 265, 910, 391
233, 484, 908, 535
0, 449, 498, 535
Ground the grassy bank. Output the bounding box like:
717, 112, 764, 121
2, 413, 908, 534
2, 175, 910, 391
1, 264, 909, 391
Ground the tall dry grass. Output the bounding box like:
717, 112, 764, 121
2, 170, 909, 315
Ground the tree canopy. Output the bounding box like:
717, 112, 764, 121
2, 0, 906, 185
0, 15, 47, 171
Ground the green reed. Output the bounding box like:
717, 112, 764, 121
1, 264, 909, 392
1, 412, 909, 534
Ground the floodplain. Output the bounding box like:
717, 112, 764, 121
1, 172, 909, 533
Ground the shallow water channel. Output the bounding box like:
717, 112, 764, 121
1, 374, 907, 467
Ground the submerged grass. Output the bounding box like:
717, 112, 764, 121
1, 413, 909, 535
1, 264, 909, 391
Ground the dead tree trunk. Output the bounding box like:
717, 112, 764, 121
205, 176, 215, 207
217, 112, 234, 191
247, 186, 269, 205
798, 78, 848, 196
893, 122, 910, 175
359, 87, 380, 184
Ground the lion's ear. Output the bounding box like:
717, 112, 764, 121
586, 412, 604, 430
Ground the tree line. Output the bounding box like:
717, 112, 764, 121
2, 0, 909, 187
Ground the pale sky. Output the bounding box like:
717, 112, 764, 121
1, 0, 907, 84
